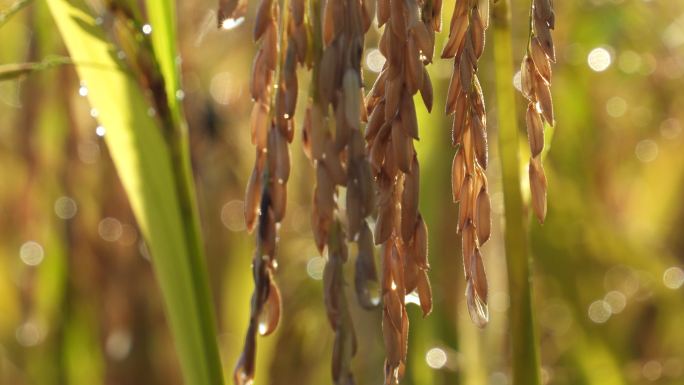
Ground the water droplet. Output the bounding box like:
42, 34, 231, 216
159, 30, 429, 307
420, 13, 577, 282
95, 125, 106, 137
20, 241, 44, 266
404, 292, 420, 306
221, 16, 245, 30
78, 84, 89, 97
175, 89, 185, 101
142, 24, 152, 35
257, 286, 280, 336
90, 108, 99, 118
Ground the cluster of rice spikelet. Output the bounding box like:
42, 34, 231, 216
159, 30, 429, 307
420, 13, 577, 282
444, 0, 491, 328
364, 0, 441, 382
222, 0, 559, 381
520, 0, 555, 223
301, 0, 376, 382
231, 0, 307, 383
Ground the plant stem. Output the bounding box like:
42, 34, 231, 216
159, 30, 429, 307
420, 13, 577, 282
490, 1, 541, 384
0, 0, 32, 28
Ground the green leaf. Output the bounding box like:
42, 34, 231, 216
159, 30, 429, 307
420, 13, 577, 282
145, 0, 181, 119
45, 1, 224, 385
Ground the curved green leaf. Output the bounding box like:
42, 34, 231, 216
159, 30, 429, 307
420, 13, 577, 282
45, 1, 224, 385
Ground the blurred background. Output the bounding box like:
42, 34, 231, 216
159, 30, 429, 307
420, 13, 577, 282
1, 0, 684, 384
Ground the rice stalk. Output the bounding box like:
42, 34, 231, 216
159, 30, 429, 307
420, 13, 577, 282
444, 0, 490, 328
364, 0, 440, 381
232, 0, 307, 382
519, 0, 555, 223
491, 0, 542, 383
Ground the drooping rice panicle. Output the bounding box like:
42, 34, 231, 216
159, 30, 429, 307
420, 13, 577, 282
301, 0, 376, 382
520, 0, 555, 224
233, 0, 307, 383
444, 0, 491, 328
364, 0, 440, 381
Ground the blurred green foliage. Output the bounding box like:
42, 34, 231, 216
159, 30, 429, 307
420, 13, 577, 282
0, 0, 683, 384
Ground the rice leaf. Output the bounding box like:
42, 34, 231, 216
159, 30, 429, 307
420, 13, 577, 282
45, 1, 224, 385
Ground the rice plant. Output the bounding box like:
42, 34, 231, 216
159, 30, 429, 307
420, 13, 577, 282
5, 1, 683, 385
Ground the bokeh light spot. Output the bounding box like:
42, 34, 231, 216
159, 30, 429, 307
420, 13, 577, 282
99, 217, 123, 242
642, 360, 663, 381
588, 300, 611, 323
635, 139, 658, 163
15, 321, 44, 347
210, 72, 242, 105
660, 118, 682, 139
604, 290, 627, 314
54, 196, 78, 219
78, 139, 100, 164
365, 49, 386, 73
306, 256, 325, 280
221, 200, 247, 232
606, 96, 627, 118
618, 50, 642, 74
425, 347, 447, 369
663, 267, 684, 289
106, 329, 133, 361
20, 241, 44, 266
587, 47, 612, 72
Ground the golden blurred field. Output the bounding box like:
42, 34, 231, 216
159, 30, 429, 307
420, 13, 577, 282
1, 0, 683, 384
